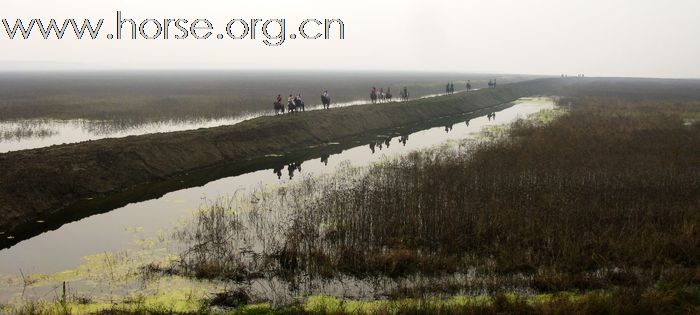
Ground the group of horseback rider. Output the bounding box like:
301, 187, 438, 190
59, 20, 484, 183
273, 78, 500, 114
446, 82, 455, 94
488, 78, 497, 88
274, 90, 332, 114
370, 86, 410, 104
449, 78, 495, 94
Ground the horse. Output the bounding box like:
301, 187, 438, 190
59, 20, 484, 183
274, 101, 285, 114
385, 89, 392, 102
466, 82, 472, 91
370, 90, 378, 104
321, 95, 331, 109
378, 91, 386, 103
488, 80, 494, 89
400, 89, 409, 101
287, 100, 296, 113
294, 98, 305, 111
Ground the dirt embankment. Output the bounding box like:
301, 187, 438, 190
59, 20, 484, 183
0, 78, 565, 234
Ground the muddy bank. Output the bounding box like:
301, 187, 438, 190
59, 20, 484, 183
0, 78, 565, 236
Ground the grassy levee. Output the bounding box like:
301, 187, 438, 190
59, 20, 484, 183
0, 78, 564, 239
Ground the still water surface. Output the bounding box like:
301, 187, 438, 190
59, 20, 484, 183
0, 97, 554, 279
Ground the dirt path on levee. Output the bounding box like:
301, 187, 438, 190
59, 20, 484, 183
0, 78, 565, 238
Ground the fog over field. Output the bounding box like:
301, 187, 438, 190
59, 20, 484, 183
1, 0, 699, 78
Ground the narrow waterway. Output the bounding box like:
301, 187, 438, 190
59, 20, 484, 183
0, 97, 553, 284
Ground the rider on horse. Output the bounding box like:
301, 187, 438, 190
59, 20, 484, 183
295, 93, 305, 111
288, 94, 295, 112
274, 94, 284, 114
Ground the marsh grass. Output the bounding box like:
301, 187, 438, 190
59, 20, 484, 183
169, 94, 699, 310
10, 93, 695, 313
0, 122, 58, 142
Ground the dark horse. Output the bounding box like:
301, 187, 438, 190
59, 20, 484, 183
274, 101, 285, 114
370, 90, 378, 104
400, 88, 409, 101
385, 88, 392, 102
294, 98, 305, 111
321, 94, 331, 109
488, 79, 497, 89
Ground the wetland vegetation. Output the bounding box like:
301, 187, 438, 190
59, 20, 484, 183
159, 93, 699, 313
1, 78, 699, 314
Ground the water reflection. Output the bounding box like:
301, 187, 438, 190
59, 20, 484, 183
0, 90, 484, 153
0, 122, 58, 142
273, 165, 284, 179
368, 137, 395, 154
272, 161, 306, 180
320, 154, 330, 166
0, 97, 555, 278
287, 161, 303, 180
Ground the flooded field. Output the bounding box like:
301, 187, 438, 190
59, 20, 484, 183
0, 91, 459, 153
0, 97, 555, 303
0, 71, 528, 153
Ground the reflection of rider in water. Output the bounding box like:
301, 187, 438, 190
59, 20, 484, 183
399, 135, 408, 146
287, 164, 294, 179
273, 165, 283, 179
287, 162, 303, 179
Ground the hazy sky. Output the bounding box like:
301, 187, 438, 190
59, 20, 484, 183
1, 0, 698, 78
